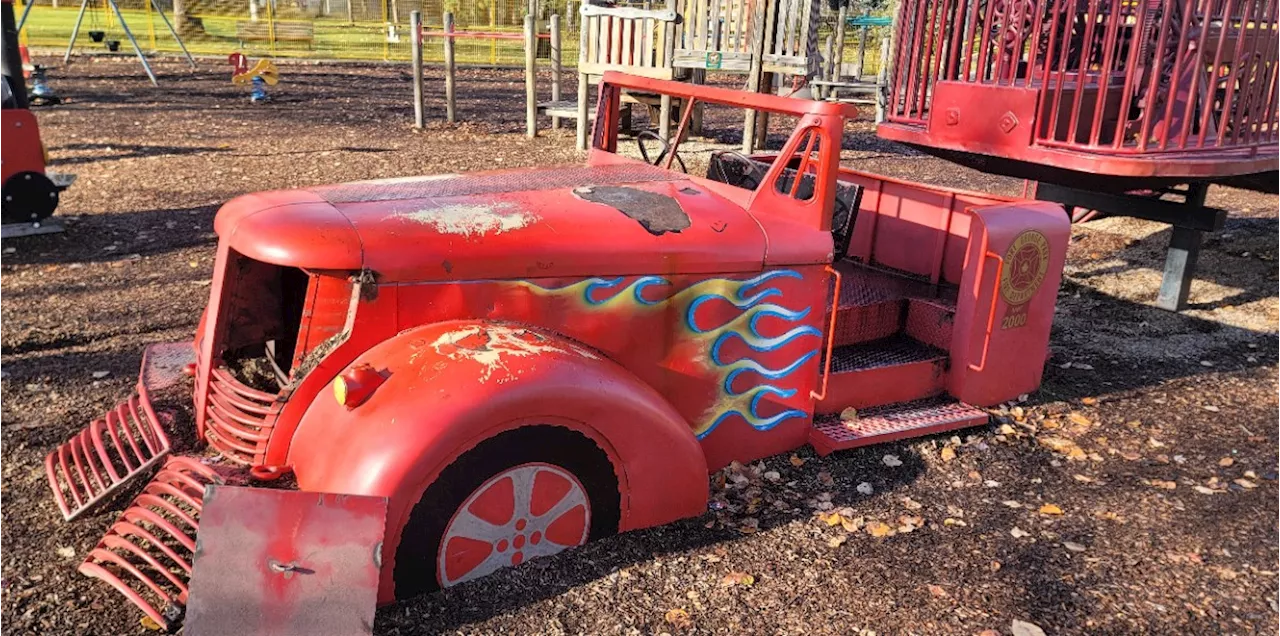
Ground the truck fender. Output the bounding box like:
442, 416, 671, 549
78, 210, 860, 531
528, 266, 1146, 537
286, 320, 709, 602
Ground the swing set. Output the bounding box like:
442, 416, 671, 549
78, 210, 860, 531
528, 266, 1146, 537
59, 0, 195, 85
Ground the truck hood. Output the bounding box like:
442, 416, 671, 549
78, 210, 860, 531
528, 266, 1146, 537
214, 159, 767, 282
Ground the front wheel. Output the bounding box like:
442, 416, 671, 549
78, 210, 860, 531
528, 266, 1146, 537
392, 425, 620, 599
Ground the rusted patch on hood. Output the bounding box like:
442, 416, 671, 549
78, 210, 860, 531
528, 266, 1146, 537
394, 201, 536, 237
572, 185, 691, 236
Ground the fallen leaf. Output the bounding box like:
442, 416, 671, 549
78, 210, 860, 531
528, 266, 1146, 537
1068, 412, 1092, 427
1234, 478, 1257, 489
789, 455, 806, 467
840, 406, 859, 421
1039, 503, 1064, 515
856, 482, 874, 495
664, 608, 693, 629
818, 511, 842, 526
1080, 397, 1098, 405
1216, 567, 1238, 580
1062, 541, 1087, 552
926, 584, 948, 598
1245, 470, 1258, 479
1038, 436, 1086, 460
901, 496, 923, 510
1194, 486, 1218, 495
763, 470, 781, 482
1010, 527, 1030, 538
91, 370, 111, 379
827, 534, 848, 548
866, 521, 894, 537
1146, 479, 1177, 490
1203, 405, 1220, 412
840, 516, 863, 533
1073, 474, 1096, 483
56, 546, 75, 559
989, 560, 1002, 572
940, 447, 957, 462
738, 518, 759, 534
140, 616, 164, 631
1218, 457, 1235, 467
721, 571, 755, 587
943, 518, 967, 527
817, 471, 834, 486
1011, 619, 1048, 636
1002, 500, 1022, 508
882, 454, 903, 467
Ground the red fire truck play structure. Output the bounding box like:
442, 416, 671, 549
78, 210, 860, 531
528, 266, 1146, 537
878, 0, 1278, 310
42, 72, 1068, 630
2, 0, 72, 235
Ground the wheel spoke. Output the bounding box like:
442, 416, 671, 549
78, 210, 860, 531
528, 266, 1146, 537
446, 506, 511, 543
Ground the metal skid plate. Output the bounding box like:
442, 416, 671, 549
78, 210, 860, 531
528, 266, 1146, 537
184, 487, 389, 636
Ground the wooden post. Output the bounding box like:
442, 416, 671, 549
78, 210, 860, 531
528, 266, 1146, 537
444, 12, 457, 123
550, 13, 562, 129
576, 11, 590, 150
820, 34, 833, 100
525, 15, 538, 138
742, 0, 771, 152
855, 9, 869, 79
411, 11, 424, 128
690, 69, 706, 135
875, 35, 889, 121
834, 4, 847, 81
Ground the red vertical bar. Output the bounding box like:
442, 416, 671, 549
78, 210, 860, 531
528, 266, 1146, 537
904, 0, 930, 119
1036, 0, 1068, 144
960, 0, 984, 81
944, 0, 967, 79
1024, 0, 1049, 86
1198, 0, 1239, 146
889, 0, 912, 119
1089, 0, 1127, 146
1176, 0, 1216, 149
1113, 0, 1151, 149
1158, 0, 1201, 150
917, 0, 944, 116
1139, 0, 1178, 151
975, 0, 998, 81
1216, 0, 1258, 146
1067, 0, 1103, 145
1234, 0, 1273, 145
1047, 0, 1081, 144
1259, 1, 1280, 143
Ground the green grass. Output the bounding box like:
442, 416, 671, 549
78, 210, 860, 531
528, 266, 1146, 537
22, 5, 540, 64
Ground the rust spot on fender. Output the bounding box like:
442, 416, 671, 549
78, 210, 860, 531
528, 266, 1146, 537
572, 185, 691, 236
394, 201, 536, 237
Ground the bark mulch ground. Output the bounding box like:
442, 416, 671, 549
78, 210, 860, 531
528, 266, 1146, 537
2, 58, 1276, 635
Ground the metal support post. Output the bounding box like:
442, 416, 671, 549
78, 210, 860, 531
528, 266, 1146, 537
410, 11, 424, 128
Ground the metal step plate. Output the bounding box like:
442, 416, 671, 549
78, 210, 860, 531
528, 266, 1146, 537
811, 397, 989, 455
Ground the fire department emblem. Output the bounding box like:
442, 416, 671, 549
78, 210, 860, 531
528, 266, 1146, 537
1000, 230, 1049, 306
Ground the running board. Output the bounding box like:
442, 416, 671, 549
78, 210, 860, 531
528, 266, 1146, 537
809, 397, 989, 456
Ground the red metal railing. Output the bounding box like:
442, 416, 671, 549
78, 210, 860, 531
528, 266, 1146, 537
78, 457, 226, 631
204, 365, 276, 465
887, 0, 1279, 156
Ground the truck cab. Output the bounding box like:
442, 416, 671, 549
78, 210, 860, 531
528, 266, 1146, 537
46, 72, 1070, 629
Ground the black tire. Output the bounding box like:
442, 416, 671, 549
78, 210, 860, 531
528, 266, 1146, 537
1, 172, 59, 224
392, 425, 620, 599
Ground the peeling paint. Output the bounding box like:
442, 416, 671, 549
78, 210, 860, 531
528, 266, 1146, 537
395, 201, 536, 237
429, 325, 597, 382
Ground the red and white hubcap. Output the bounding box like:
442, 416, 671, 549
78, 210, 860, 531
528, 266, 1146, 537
438, 463, 591, 587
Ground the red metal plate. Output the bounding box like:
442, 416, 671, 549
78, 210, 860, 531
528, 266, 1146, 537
184, 487, 388, 636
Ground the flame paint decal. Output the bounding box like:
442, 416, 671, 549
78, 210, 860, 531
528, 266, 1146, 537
524, 270, 819, 438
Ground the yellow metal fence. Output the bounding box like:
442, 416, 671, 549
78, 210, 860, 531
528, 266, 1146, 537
20, 0, 891, 71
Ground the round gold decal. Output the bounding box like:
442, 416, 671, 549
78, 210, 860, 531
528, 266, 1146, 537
1000, 230, 1049, 306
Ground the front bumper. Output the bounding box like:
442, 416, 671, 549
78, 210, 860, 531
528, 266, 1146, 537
44, 342, 196, 521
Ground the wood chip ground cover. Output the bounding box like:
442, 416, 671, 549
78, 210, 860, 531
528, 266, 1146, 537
1, 58, 1276, 635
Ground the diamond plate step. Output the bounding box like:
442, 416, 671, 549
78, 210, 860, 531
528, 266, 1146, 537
828, 262, 957, 348
809, 397, 989, 456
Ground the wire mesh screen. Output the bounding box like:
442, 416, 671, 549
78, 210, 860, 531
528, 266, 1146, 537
17, 0, 585, 64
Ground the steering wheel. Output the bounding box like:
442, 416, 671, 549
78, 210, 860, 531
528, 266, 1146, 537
708, 150, 768, 191
636, 130, 687, 173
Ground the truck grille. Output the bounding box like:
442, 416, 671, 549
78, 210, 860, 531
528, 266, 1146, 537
204, 366, 277, 465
